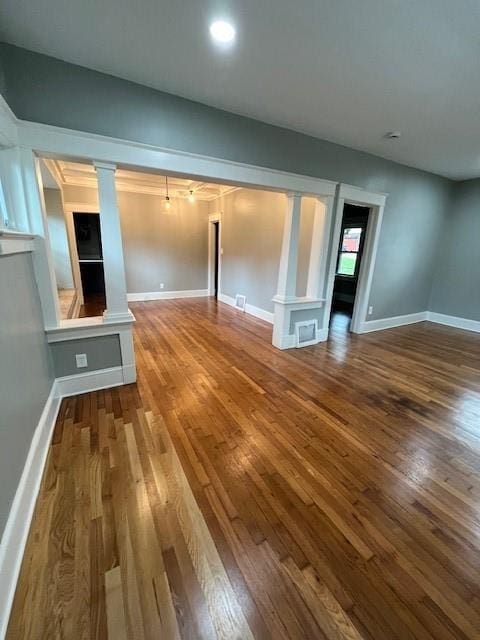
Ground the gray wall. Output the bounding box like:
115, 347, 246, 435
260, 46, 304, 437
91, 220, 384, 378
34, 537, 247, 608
216, 190, 315, 312
1, 43, 454, 320
49, 334, 122, 377
429, 179, 480, 321
61, 185, 209, 293
0, 253, 54, 537
216, 179, 450, 319
44, 187, 74, 289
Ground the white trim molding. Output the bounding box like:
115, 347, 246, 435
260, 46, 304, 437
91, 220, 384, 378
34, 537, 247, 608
55, 366, 124, 397
46, 314, 135, 342
0, 230, 35, 256
272, 295, 325, 349
359, 311, 480, 335
322, 183, 388, 338
208, 212, 221, 297
427, 311, 480, 333
46, 314, 137, 385
127, 289, 209, 302
218, 292, 274, 324
0, 383, 61, 639
359, 311, 429, 333
17, 116, 337, 198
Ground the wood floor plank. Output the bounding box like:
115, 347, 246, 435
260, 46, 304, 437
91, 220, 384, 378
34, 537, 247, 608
6, 301, 480, 639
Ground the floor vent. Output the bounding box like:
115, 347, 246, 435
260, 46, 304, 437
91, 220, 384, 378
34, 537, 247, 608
235, 294, 246, 311
295, 319, 318, 347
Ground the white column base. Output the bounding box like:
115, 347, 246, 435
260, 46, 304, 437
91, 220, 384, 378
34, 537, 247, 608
272, 296, 326, 349
103, 308, 136, 324
118, 323, 137, 384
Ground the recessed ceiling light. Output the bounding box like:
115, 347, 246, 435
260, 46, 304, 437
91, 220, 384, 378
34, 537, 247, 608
210, 20, 236, 45
386, 131, 402, 139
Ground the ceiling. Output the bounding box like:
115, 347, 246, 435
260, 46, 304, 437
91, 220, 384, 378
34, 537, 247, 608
42, 160, 239, 201
2, 1, 480, 180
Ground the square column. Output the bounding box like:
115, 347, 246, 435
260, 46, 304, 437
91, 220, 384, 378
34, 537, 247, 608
272, 193, 333, 350
94, 161, 132, 323
306, 196, 333, 299
18, 148, 61, 328
275, 192, 302, 300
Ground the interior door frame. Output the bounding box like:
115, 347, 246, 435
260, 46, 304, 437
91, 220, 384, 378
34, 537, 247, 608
323, 184, 387, 335
63, 204, 101, 307
207, 212, 222, 297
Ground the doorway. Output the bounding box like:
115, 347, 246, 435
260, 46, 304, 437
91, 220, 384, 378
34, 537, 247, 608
322, 185, 386, 338
331, 204, 369, 330
208, 214, 221, 298
213, 221, 220, 298
73, 211, 106, 316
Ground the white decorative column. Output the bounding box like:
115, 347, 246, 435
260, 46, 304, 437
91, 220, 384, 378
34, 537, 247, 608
19, 148, 61, 328
94, 161, 132, 323
272, 192, 302, 348
95, 161, 136, 384
306, 196, 332, 299
272, 193, 335, 350
275, 192, 302, 301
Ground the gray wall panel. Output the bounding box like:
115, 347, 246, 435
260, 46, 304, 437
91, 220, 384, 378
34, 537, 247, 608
49, 334, 122, 378
0, 253, 54, 537
429, 180, 480, 321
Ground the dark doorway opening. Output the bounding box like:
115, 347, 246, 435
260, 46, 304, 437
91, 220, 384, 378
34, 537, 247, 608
213, 221, 220, 299
73, 212, 106, 315
331, 204, 369, 329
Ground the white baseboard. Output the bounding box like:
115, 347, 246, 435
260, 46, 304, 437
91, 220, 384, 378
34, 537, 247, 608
358, 311, 429, 333
275, 330, 326, 350
127, 289, 209, 302
0, 382, 61, 639
317, 327, 329, 342
275, 334, 296, 349
218, 292, 274, 324
427, 311, 480, 333
55, 366, 124, 397
358, 310, 480, 335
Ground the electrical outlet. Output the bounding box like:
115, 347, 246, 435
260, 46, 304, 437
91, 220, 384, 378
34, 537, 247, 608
160, 283, 165, 289
75, 353, 88, 368
368, 306, 373, 316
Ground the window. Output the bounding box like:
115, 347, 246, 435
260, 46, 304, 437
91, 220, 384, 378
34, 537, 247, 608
337, 227, 363, 276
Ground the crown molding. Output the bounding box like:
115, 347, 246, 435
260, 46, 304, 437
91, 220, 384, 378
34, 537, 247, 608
46, 158, 242, 201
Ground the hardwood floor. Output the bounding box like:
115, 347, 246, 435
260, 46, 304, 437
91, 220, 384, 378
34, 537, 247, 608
79, 293, 106, 318
7, 299, 480, 639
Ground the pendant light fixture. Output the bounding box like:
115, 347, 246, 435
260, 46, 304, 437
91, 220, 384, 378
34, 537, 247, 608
164, 175, 171, 209
188, 189, 195, 203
